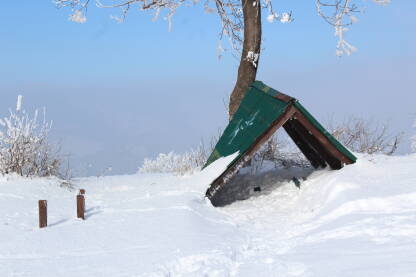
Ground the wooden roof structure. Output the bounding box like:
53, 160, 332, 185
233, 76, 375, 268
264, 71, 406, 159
204, 81, 356, 205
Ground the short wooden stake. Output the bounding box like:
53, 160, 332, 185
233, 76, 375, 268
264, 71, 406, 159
79, 189, 85, 195
38, 200, 47, 228
77, 194, 85, 220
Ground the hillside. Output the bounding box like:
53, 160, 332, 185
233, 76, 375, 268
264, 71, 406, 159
1, 154, 415, 276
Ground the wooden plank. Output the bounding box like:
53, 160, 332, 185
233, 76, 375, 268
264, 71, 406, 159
77, 194, 85, 220
274, 93, 293, 103
206, 105, 297, 200
294, 111, 354, 165
38, 200, 47, 228
290, 115, 342, 169
283, 119, 326, 168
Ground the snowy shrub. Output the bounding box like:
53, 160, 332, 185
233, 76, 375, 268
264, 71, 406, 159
0, 95, 67, 178
139, 133, 309, 177
140, 116, 402, 177
138, 145, 207, 175
138, 129, 224, 175
241, 116, 403, 175
327, 117, 402, 155
248, 116, 403, 174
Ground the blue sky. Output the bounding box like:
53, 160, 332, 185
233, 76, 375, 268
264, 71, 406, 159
0, 0, 415, 175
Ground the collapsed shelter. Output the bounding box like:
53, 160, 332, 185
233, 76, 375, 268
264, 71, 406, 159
204, 81, 356, 205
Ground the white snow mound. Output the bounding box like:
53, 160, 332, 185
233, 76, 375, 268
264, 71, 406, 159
1, 153, 416, 276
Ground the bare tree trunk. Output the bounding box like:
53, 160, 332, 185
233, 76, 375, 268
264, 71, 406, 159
228, 0, 262, 119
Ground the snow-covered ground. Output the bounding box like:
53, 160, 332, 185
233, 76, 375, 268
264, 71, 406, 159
1, 154, 416, 276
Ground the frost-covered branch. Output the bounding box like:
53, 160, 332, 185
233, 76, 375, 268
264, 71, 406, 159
0, 96, 68, 178
317, 0, 390, 56
55, 0, 185, 27
207, 0, 292, 51
56, 0, 388, 56
55, 0, 291, 52
327, 116, 401, 155
211, 0, 244, 50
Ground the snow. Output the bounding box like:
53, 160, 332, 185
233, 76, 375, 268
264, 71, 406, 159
279, 12, 292, 23
334, 25, 357, 56
1, 153, 416, 276
267, 12, 292, 24
246, 51, 259, 68
16, 95, 23, 112
217, 42, 225, 59
69, 10, 87, 24
373, 0, 391, 5
266, 13, 277, 23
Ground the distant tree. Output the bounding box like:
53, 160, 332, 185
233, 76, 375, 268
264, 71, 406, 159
55, 0, 389, 118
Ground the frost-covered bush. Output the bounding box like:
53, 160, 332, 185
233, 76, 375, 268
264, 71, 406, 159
327, 117, 402, 155
248, 117, 403, 173
139, 134, 308, 176
0, 95, 65, 177
138, 145, 207, 175
140, 116, 403, 177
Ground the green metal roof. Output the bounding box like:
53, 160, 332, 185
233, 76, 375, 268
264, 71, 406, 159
204, 81, 291, 168
204, 81, 356, 201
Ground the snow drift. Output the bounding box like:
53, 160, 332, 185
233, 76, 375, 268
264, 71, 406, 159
1, 153, 416, 276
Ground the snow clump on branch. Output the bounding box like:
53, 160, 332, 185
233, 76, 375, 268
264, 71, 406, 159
317, 0, 390, 56
57, 0, 389, 56
69, 10, 87, 23
246, 51, 259, 68
266, 12, 292, 23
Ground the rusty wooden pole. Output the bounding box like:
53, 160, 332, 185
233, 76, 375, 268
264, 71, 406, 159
79, 189, 85, 195
77, 194, 85, 220
38, 200, 47, 228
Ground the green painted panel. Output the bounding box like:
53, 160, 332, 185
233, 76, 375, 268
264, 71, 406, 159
203, 80, 357, 172
204, 81, 289, 168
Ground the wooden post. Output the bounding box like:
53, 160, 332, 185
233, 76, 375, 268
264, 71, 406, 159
79, 189, 85, 195
38, 200, 47, 228
77, 194, 85, 220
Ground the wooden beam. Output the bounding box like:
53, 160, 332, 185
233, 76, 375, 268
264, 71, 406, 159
294, 110, 354, 165
38, 200, 47, 228
77, 194, 85, 220
290, 116, 342, 169
274, 93, 293, 103
284, 119, 327, 168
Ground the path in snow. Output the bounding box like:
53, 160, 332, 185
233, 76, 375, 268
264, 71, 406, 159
1, 154, 415, 276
